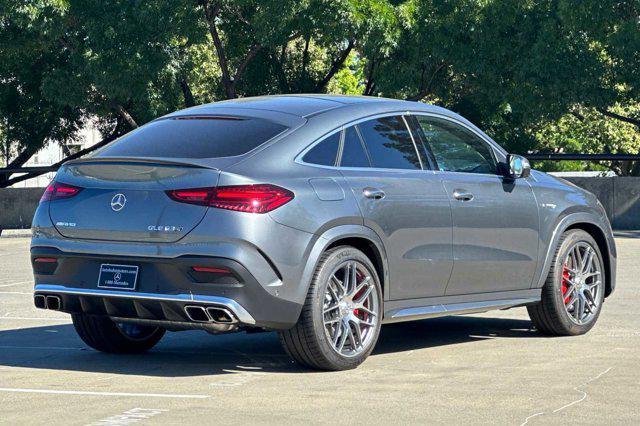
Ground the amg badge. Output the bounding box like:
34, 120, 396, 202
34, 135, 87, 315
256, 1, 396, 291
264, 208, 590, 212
147, 225, 184, 232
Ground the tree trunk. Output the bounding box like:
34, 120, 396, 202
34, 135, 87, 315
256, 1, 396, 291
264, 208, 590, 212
180, 79, 196, 107
202, 1, 236, 99
112, 103, 138, 129
314, 40, 355, 92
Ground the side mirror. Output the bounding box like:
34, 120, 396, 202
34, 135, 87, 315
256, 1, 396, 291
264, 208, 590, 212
504, 154, 531, 179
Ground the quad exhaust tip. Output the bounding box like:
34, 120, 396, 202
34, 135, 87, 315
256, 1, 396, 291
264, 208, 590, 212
34, 294, 46, 309
184, 305, 237, 324
34, 294, 62, 311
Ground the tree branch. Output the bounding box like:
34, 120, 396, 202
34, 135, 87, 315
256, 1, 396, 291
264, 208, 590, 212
406, 62, 447, 102
364, 58, 377, 96
0, 123, 123, 188
570, 110, 586, 122
273, 48, 290, 93
111, 103, 138, 129
596, 107, 640, 128
180, 78, 196, 107
300, 35, 311, 87
233, 43, 262, 85
0, 143, 41, 186
314, 39, 355, 92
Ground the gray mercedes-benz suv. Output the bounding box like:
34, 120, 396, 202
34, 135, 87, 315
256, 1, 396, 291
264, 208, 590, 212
31, 95, 616, 370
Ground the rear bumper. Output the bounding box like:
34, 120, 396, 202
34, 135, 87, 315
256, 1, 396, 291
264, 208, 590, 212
31, 247, 303, 330
34, 284, 255, 333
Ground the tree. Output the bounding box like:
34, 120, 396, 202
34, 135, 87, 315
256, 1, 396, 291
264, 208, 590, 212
0, 0, 83, 186
0, 0, 206, 186
1, 0, 639, 184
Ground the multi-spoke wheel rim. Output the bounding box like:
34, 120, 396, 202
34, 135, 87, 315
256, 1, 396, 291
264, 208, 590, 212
561, 241, 603, 325
322, 261, 379, 357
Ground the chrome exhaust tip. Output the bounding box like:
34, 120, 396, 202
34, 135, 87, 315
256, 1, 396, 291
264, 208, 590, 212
184, 305, 210, 323
45, 295, 61, 311
206, 307, 237, 324
34, 294, 46, 309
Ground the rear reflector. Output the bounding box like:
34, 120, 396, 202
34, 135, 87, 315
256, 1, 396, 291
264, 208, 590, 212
192, 266, 231, 274
166, 184, 294, 214
34, 257, 57, 263
41, 181, 83, 202
32, 257, 58, 274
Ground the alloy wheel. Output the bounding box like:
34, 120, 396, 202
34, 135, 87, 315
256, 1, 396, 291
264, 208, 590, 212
322, 261, 379, 357
560, 241, 603, 325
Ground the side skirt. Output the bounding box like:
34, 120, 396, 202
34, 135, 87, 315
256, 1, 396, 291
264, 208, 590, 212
382, 289, 541, 324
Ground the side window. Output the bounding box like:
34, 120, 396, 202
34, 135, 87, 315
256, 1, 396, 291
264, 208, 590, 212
302, 132, 340, 166
357, 116, 422, 170
340, 126, 371, 168
415, 116, 497, 174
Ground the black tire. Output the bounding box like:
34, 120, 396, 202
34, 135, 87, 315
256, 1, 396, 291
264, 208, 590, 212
279, 246, 383, 371
72, 314, 165, 354
528, 229, 605, 336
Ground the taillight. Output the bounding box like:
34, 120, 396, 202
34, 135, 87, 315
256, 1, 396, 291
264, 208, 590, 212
166, 184, 294, 213
40, 181, 83, 202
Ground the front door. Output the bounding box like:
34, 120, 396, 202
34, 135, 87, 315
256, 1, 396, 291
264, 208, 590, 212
412, 114, 539, 295
338, 117, 453, 300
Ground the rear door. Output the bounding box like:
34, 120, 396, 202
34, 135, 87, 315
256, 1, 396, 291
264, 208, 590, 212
412, 114, 539, 295
338, 115, 453, 300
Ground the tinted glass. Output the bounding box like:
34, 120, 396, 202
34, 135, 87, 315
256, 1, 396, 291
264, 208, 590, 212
405, 115, 436, 170
340, 126, 370, 167
357, 116, 422, 170
415, 116, 496, 174
97, 117, 287, 159
302, 132, 340, 166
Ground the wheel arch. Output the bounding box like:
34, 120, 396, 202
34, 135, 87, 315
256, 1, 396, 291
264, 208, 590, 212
534, 213, 616, 297
325, 237, 385, 295
300, 225, 389, 303
565, 222, 614, 297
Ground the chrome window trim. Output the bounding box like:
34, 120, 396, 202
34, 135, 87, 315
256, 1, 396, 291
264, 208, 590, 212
411, 112, 504, 177
296, 111, 428, 172
401, 115, 426, 170
295, 110, 506, 175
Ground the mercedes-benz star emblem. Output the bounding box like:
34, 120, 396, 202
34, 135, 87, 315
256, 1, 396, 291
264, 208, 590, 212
110, 193, 127, 212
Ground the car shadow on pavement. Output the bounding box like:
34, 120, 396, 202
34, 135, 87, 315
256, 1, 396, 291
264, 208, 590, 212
0, 316, 537, 376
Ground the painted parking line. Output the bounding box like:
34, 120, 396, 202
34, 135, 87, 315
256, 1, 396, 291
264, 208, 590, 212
0, 387, 210, 399
87, 408, 168, 426
0, 316, 71, 322
0, 281, 33, 287
0, 345, 84, 351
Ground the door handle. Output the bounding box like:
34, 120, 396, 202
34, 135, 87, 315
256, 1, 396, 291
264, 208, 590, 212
453, 189, 474, 201
363, 187, 385, 200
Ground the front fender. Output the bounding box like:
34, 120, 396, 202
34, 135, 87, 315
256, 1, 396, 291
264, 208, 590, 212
531, 211, 616, 296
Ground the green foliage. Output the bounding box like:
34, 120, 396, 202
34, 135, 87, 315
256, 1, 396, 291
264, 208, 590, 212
1, 0, 639, 181
531, 103, 640, 175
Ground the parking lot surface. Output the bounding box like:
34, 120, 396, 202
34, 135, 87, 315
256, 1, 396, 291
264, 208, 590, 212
0, 236, 638, 425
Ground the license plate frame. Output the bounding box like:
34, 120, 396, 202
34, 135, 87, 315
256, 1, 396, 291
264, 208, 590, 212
97, 263, 139, 291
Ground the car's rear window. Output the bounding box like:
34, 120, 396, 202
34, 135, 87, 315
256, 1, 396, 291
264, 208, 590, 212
96, 116, 288, 158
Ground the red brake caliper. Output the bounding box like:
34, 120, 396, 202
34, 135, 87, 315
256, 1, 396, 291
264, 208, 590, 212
562, 265, 571, 304
352, 273, 363, 318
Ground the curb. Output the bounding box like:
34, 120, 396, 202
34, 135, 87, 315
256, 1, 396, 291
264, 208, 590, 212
0, 229, 32, 238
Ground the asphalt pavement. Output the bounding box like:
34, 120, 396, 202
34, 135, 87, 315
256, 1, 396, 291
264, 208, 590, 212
0, 235, 638, 425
